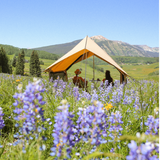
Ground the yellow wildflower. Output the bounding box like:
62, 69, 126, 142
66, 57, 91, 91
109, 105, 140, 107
16, 79, 20, 82
104, 103, 113, 111
56, 143, 61, 148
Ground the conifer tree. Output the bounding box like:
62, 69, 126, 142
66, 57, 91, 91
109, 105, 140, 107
8, 59, 13, 74
29, 50, 41, 77
16, 50, 25, 75
21, 50, 25, 74
16, 53, 22, 75
0, 47, 10, 73
35, 52, 41, 77
0, 48, 2, 72
12, 54, 17, 67
29, 51, 36, 76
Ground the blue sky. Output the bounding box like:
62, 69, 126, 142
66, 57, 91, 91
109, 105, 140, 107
0, 0, 159, 48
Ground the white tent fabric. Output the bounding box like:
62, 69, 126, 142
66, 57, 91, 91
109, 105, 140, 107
44, 36, 128, 76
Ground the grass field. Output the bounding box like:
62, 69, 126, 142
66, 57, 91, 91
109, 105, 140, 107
99, 62, 159, 82
8, 55, 159, 82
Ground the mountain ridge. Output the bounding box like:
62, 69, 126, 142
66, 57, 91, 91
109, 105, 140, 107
33, 35, 159, 57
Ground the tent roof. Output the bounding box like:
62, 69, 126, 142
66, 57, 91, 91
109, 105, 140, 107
44, 36, 128, 76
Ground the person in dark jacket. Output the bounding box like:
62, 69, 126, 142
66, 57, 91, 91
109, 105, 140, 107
102, 70, 114, 86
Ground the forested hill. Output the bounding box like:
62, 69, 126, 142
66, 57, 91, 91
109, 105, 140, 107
0, 44, 59, 60
33, 35, 159, 57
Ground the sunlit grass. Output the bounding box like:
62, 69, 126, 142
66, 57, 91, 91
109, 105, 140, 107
8, 55, 159, 82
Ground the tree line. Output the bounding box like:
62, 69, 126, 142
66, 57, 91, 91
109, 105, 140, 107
86, 56, 159, 66
0, 44, 60, 60
0, 47, 42, 77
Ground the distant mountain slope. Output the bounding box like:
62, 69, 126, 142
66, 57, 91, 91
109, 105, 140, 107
33, 35, 159, 57
33, 39, 81, 56
132, 45, 159, 57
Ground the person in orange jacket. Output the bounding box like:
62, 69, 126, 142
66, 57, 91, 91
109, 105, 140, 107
72, 69, 88, 88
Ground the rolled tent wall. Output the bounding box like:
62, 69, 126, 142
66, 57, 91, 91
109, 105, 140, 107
44, 36, 128, 83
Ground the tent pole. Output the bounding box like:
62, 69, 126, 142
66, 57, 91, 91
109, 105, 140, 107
85, 52, 88, 88
93, 54, 95, 81
84, 36, 88, 89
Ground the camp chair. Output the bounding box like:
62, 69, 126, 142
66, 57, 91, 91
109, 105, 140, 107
49, 71, 68, 82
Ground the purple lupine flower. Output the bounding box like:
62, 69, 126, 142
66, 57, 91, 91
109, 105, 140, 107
123, 95, 129, 105
108, 111, 123, 139
52, 79, 67, 99
123, 88, 136, 105
0, 107, 5, 130
110, 83, 124, 105
126, 141, 159, 160
76, 101, 108, 146
104, 79, 109, 87
91, 89, 98, 102
110, 148, 114, 153
145, 115, 159, 135
113, 80, 119, 88
67, 82, 72, 95
101, 83, 113, 102
51, 103, 76, 158
12, 80, 46, 142
133, 95, 140, 110
98, 84, 107, 102
91, 83, 94, 90
80, 90, 91, 100
73, 87, 80, 101
126, 140, 138, 160
100, 81, 104, 88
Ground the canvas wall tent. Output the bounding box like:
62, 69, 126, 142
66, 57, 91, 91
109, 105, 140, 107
44, 36, 128, 83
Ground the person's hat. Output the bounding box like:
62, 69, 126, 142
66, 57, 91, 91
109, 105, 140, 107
75, 69, 81, 75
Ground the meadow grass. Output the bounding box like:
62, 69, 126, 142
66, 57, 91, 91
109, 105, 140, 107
8, 55, 159, 82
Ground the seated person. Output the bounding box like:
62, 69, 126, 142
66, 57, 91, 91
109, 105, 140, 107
73, 69, 88, 88
102, 70, 114, 86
